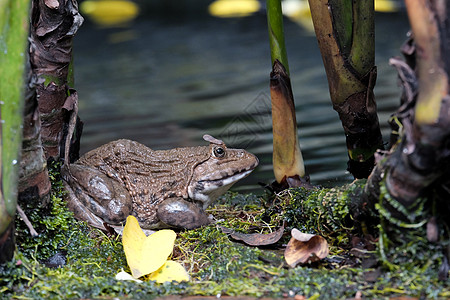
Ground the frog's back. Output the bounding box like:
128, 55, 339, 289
77, 139, 149, 165
76, 138, 183, 189
77, 139, 209, 177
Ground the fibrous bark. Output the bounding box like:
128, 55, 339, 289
29, 0, 83, 161
18, 63, 51, 204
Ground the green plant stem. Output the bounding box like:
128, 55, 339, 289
0, 0, 30, 226
0, 0, 31, 262
266, 0, 289, 75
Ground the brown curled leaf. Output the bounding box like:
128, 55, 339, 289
220, 223, 285, 246
284, 228, 329, 267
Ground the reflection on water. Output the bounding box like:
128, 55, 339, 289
74, 5, 410, 192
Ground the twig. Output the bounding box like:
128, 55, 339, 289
64, 90, 79, 167
16, 205, 39, 237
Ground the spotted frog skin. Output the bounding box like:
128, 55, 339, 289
62, 135, 258, 230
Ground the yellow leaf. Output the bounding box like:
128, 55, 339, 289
148, 261, 190, 283
122, 215, 176, 278
115, 269, 143, 283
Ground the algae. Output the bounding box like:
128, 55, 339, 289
1, 169, 449, 299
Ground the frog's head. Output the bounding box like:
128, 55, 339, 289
188, 134, 259, 209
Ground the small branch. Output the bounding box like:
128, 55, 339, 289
16, 205, 39, 237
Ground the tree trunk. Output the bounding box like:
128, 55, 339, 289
0, 0, 31, 263
29, 0, 83, 162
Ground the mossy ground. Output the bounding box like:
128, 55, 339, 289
0, 170, 449, 299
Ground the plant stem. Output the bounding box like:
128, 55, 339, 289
308, 0, 383, 178
405, 0, 446, 125
266, 0, 289, 75
266, 0, 307, 187
0, 0, 31, 262
270, 60, 305, 183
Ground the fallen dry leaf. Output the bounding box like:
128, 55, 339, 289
220, 223, 285, 246
284, 228, 329, 267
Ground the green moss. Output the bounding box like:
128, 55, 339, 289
2, 169, 449, 299
259, 182, 364, 251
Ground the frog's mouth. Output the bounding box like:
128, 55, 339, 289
204, 168, 254, 186
188, 168, 255, 209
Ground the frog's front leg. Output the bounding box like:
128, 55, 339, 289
61, 164, 132, 229
157, 198, 211, 229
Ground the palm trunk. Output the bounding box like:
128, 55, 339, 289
18, 61, 51, 204
29, 0, 83, 161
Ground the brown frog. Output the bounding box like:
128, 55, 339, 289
62, 135, 258, 230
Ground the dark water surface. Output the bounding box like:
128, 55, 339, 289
74, 7, 410, 193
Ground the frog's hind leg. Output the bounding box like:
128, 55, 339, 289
157, 198, 211, 229
62, 180, 111, 230
61, 164, 132, 229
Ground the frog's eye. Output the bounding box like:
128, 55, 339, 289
213, 146, 226, 158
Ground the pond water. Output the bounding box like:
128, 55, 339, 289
73, 4, 410, 193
